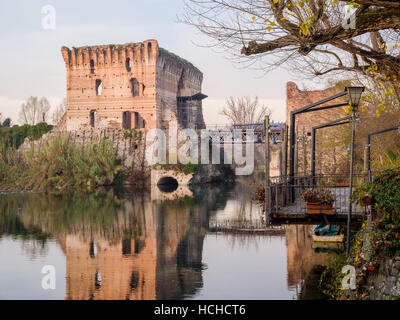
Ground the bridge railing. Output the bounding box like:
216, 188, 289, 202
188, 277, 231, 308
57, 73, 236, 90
268, 174, 367, 214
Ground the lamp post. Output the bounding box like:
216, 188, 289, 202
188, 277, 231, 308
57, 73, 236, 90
345, 86, 365, 257
265, 115, 271, 225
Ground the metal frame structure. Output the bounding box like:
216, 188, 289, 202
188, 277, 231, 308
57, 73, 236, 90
347, 113, 357, 256
288, 88, 365, 256
311, 115, 352, 182
367, 124, 400, 182
289, 92, 348, 201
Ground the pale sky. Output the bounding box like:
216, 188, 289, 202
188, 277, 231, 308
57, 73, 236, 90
0, 0, 314, 126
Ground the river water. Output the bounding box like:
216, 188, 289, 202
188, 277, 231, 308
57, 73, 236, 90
0, 181, 337, 300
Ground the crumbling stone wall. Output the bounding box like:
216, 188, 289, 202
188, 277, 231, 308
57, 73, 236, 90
286, 82, 349, 174
19, 129, 149, 183
286, 82, 347, 134
355, 217, 400, 300
367, 256, 400, 299
156, 48, 205, 130
61, 40, 205, 132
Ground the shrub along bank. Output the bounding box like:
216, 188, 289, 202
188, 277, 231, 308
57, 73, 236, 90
321, 167, 400, 300
0, 135, 124, 193
0, 122, 53, 149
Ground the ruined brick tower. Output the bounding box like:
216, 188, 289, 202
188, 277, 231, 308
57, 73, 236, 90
61, 40, 207, 131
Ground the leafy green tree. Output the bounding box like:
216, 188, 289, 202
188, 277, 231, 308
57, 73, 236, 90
2, 118, 11, 127
0, 122, 53, 149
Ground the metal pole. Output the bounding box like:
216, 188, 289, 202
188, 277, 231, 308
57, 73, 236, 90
367, 134, 371, 182
311, 128, 316, 186
265, 115, 270, 224
282, 123, 288, 207
290, 112, 295, 202
346, 113, 356, 257
363, 145, 368, 183
303, 127, 307, 175
366, 125, 400, 182
279, 126, 284, 180
301, 102, 349, 114
295, 127, 299, 176
283, 124, 288, 181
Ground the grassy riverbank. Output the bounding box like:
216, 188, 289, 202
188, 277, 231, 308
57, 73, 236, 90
0, 135, 124, 193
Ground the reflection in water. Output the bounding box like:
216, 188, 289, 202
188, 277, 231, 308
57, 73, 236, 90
285, 225, 330, 299
286, 225, 329, 288
157, 179, 179, 193
0, 182, 331, 300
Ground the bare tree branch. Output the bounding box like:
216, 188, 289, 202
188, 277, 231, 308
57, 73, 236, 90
220, 96, 271, 124
52, 98, 66, 125
182, 0, 400, 80
19, 97, 51, 125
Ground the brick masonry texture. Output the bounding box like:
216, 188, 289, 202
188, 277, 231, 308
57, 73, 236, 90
286, 82, 349, 174
61, 40, 206, 132
286, 81, 347, 135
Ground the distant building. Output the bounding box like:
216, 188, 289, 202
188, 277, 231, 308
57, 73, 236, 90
61, 40, 207, 131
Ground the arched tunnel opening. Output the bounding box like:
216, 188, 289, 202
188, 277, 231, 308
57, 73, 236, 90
157, 176, 179, 193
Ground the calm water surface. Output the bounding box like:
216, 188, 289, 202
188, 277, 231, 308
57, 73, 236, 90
0, 182, 335, 300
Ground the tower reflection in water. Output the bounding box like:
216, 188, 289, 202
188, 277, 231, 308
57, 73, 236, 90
0, 182, 332, 300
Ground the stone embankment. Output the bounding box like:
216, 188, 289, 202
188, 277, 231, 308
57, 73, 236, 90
357, 217, 400, 300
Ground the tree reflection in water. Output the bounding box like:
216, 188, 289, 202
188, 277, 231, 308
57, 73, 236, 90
0, 185, 228, 300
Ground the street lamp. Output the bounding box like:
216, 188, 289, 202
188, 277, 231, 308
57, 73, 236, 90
345, 86, 365, 257
346, 86, 365, 111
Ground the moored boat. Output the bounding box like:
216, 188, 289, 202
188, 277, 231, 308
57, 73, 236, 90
312, 225, 344, 243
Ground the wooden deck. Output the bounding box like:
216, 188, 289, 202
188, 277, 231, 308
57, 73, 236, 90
269, 212, 364, 225
269, 185, 367, 224
208, 219, 285, 234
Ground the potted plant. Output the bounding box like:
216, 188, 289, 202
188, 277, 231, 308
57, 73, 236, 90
351, 183, 374, 207
335, 177, 349, 187
301, 189, 335, 214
